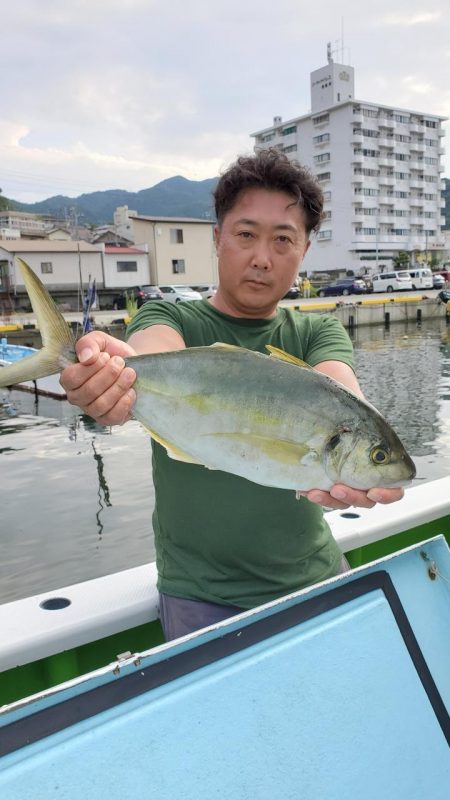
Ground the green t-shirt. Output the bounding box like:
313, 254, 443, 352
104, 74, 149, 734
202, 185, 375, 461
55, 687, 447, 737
127, 300, 354, 609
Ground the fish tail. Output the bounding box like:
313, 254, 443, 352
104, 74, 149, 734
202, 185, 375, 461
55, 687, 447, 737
0, 257, 76, 387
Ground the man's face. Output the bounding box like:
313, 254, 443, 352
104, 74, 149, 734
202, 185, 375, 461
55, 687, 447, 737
213, 188, 310, 318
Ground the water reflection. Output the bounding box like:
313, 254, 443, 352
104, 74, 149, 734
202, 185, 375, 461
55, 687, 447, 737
351, 319, 450, 482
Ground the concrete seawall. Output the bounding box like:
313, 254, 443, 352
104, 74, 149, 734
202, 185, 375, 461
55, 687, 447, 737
287, 295, 450, 329
1, 295, 449, 335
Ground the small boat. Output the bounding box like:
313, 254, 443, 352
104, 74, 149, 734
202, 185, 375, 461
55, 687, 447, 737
0, 338, 66, 399
0, 477, 449, 797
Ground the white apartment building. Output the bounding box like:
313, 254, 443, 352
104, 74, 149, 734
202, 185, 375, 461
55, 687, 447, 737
251, 49, 447, 275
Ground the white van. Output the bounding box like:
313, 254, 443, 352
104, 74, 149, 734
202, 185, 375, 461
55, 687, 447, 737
408, 269, 433, 290
371, 271, 413, 293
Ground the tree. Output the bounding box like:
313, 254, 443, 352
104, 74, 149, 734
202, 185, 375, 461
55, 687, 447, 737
392, 251, 410, 269
0, 188, 12, 212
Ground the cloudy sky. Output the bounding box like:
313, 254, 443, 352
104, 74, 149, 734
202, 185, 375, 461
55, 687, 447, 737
2, 0, 449, 203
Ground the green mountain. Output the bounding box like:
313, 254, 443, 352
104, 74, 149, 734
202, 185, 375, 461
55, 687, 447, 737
11, 175, 218, 225
5, 175, 449, 228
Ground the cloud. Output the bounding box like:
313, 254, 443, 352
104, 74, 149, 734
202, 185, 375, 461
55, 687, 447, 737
377, 12, 441, 26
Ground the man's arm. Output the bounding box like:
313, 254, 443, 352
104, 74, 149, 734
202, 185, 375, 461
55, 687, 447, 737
299, 360, 404, 510
60, 325, 185, 425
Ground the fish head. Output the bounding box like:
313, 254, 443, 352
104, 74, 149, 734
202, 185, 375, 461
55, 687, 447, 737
323, 418, 416, 490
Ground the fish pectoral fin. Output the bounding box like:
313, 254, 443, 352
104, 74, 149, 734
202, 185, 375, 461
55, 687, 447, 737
265, 345, 311, 368
205, 432, 313, 466
142, 425, 204, 465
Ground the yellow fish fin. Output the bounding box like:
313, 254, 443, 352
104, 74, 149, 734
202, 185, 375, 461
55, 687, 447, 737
205, 433, 315, 466
265, 345, 311, 368
142, 425, 204, 465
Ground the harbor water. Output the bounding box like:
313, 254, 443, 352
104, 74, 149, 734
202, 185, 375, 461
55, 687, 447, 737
1, 317, 449, 604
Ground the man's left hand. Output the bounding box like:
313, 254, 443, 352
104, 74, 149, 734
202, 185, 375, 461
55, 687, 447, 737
299, 485, 404, 510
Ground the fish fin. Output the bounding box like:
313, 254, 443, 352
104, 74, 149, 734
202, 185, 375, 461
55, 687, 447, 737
265, 345, 311, 368
205, 432, 313, 466
209, 342, 244, 353
0, 258, 76, 388
143, 425, 204, 465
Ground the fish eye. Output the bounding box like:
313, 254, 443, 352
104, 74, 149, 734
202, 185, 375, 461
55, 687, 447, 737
371, 446, 390, 465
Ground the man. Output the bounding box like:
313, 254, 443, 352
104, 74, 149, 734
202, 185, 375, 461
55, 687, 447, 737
61, 149, 402, 640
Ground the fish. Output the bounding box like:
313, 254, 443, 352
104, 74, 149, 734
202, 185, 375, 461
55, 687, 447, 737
0, 257, 416, 492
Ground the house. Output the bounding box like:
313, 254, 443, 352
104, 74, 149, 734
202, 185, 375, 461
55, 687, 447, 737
0, 240, 103, 311
114, 207, 218, 286
102, 244, 151, 289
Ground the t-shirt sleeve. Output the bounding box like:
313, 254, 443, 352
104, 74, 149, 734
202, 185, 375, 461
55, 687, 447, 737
304, 315, 355, 370
126, 302, 184, 341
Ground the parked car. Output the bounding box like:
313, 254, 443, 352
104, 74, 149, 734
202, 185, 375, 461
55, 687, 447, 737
371, 271, 413, 293
317, 279, 367, 297
190, 285, 217, 299
159, 285, 203, 303
283, 286, 300, 299
112, 285, 163, 309
408, 269, 433, 290
432, 274, 445, 290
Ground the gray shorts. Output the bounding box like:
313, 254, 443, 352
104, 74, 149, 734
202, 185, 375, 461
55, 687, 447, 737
159, 556, 350, 641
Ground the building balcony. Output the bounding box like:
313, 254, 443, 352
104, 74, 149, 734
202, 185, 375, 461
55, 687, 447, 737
378, 137, 394, 148
409, 160, 423, 171
353, 235, 377, 243
410, 179, 424, 189
352, 153, 364, 163
410, 142, 425, 152
378, 117, 394, 129
378, 176, 394, 186
378, 194, 395, 204
352, 112, 363, 125
409, 216, 424, 226
409, 123, 423, 134
410, 198, 424, 207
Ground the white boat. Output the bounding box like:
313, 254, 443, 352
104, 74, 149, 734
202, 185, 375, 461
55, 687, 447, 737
0, 477, 448, 797
0, 338, 66, 399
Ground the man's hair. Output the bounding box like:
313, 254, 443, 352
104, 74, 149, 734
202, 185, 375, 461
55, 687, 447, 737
213, 148, 323, 234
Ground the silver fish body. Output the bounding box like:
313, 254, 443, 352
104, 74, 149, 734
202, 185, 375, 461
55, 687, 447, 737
129, 345, 416, 491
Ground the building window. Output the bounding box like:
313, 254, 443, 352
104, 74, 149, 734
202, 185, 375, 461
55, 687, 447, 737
170, 228, 184, 244
323, 191, 331, 201
394, 114, 409, 124
322, 210, 332, 220
313, 133, 330, 144
40, 262, 53, 274
312, 113, 329, 126
317, 230, 332, 240
282, 125, 297, 136
283, 144, 298, 153
117, 261, 137, 272
316, 171, 331, 182
362, 108, 378, 118
314, 152, 330, 164
172, 258, 186, 274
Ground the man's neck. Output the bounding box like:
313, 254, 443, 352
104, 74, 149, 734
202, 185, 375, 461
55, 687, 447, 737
209, 291, 277, 320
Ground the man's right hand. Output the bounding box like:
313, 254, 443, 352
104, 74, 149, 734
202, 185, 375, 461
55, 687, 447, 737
60, 331, 137, 425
